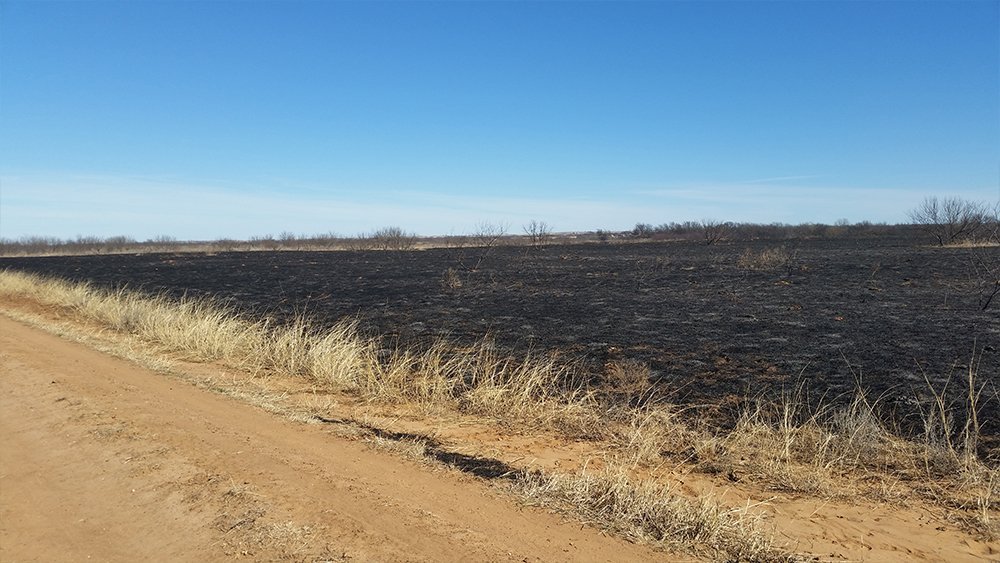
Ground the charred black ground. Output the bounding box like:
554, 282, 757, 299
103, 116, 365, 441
3, 237, 997, 443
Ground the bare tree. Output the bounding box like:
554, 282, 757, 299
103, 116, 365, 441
461, 221, 508, 271
908, 196, 990, 246
473, 221, 508, 248
523, 220, 552, 247
987, 201, 1000, 243
701, 219, 732, 246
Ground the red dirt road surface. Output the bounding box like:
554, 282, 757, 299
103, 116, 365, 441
0, 316, 673, 562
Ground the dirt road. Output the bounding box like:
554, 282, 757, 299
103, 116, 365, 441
0, 315, 671, 562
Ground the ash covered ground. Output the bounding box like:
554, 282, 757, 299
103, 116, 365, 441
4, 237, 997, 442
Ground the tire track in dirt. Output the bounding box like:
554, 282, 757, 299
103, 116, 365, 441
0, 315, 675, 562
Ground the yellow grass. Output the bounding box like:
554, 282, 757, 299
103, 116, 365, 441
1, 268, 996, 547
737, 246, 793, 270
0, 269, 593, 431
514, 466, 789, 562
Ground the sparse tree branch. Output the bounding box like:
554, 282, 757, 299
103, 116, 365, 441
370, 226, 416, 251
701, 219, 732, 246
908, 196, 991, 246
523, 220, 552, 247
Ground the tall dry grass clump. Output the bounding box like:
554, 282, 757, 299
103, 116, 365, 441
515, 467, 791, 562
695, 377, 999, 537
0, 272, 267, 369
737, 246, 792, 271
0, 269, 592, 432
698, 387, 908, 494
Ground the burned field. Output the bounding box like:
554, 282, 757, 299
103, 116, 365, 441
3, 237, 998, 440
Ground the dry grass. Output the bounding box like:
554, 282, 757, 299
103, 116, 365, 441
514, 467, 791, 562
703, 387, 908, 492
2, 267, 997, 549
323, 413, 792, 560
691, 381, 999, 539
0, 269, 594, 434
737, 246, 793, 271
213, 481, 326, 560
942, 240, 1000, 248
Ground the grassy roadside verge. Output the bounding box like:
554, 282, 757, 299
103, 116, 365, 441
1, 269, 996, 558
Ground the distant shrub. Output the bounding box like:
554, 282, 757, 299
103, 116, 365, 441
250, 234, 280, 250
370, 226, 416, 251
701, 220, 732, 246
632, 223, 655, 238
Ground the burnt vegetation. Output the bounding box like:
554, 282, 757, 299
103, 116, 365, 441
3, 205, 999, 548
2, 200, 997, 447
3, 220, 998, 455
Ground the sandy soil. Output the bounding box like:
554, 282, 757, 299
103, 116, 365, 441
0, 315, 676, 562
1, 309, 997, 562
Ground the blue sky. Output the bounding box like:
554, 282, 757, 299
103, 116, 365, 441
1, 1, 998, 240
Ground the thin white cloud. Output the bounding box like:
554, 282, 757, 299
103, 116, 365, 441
740, 175, 821, 184
0, 173, 650, 239
3, 172, 994, 241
